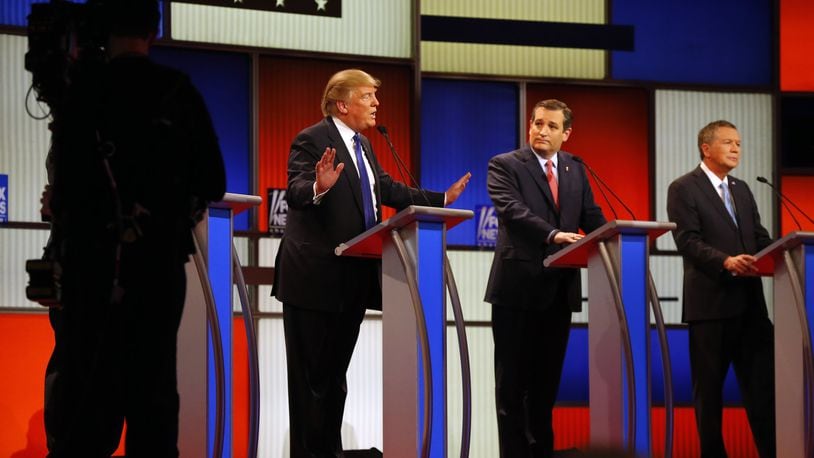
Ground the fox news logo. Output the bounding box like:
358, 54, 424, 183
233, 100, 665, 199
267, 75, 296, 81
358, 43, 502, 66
0, 174, 7, 223
267, 188, 287, 237
476, 204, 498, 247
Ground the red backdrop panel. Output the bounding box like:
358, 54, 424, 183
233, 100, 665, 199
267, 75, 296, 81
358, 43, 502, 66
780, 175, 814, 233
551, 406, 758, 457
0, 313, 52, 457
0, 313, 249, 458
257, 58, 414, 232
0, 313, 124, 456
525, 85, 651, 222
233, 316, 249, 458
780, 0, 814, 91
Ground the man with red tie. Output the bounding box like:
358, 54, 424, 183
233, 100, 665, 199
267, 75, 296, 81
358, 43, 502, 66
485, 99, 606, 457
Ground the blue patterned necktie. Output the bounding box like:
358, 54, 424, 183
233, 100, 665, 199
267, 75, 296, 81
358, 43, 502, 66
720, 181, 737, 226
353, 133, 376, 229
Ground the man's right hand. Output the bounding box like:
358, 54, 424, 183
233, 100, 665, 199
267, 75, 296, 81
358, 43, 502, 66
315, 147, 345, 195
723, 254, 758, 275
553, 231, 583, 245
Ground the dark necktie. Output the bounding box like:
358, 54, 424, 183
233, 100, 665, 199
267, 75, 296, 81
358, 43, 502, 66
546, 159, 559, 208
353, 133, 376, 229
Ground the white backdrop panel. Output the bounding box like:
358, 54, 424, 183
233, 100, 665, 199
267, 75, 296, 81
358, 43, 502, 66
171, 1, 411, 59
0, 34, 51, 224
654, 90, 774, 251
0, 228, 50, 309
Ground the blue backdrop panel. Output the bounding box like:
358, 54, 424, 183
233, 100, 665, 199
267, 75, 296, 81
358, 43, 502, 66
152, 46, 251, 230
559, 325, 744, 406
420, 79, 518, 246
611, 0, 771, 86
1, 0, 42, 26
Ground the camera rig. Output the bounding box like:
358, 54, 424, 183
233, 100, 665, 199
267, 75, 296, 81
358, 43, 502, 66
25, 0, 108, 112
24, 0, 110, 307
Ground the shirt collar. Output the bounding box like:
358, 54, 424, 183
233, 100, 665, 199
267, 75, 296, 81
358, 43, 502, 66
533, 149, 559, 170
332, 116, 357, 146
700, 161, 728, 188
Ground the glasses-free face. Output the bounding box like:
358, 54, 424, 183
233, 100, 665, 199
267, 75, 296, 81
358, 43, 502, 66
528, 107, 571, 158
339, 86, 379, 132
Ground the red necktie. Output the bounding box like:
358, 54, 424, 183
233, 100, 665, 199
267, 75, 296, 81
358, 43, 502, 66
546, 160, 559, 207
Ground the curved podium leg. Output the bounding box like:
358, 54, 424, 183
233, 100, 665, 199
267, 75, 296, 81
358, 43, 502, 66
774, 245, 814, 458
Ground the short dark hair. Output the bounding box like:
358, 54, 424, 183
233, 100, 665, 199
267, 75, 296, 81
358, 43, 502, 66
697, 120, 737, 160
99, 0, 160, 38
530, 99, 573, 129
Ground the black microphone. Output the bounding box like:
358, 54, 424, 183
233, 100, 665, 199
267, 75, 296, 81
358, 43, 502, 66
376, 125, 432, 206
572, 155, 636, 220
756, 176, 812, 230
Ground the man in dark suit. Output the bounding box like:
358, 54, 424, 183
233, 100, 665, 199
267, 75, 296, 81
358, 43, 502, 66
42, 1, 226, 456
485, 99, 606, 457
667, 120, 775, 458
272, 68, 470, 457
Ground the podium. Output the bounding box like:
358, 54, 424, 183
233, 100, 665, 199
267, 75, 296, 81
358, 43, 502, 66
177, 193, 262, 458
754, 231, 814, 458
336, 205, 473, 458
544, 220, 675, 456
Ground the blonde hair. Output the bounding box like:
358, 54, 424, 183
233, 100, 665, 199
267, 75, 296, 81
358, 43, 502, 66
321, 69, 381, 116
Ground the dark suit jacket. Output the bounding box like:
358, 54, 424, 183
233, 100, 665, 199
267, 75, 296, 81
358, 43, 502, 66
272, 117, 444, 312
484, 146, 606, 311
666, 166, 773, 322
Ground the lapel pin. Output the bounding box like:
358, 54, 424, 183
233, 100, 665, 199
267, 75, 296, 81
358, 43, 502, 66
565, 166, 569, 172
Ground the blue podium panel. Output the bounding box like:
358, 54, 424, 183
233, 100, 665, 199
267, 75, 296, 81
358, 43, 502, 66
619, 234, 650, 455
416, 221, 446, 457
207, 207, 233, 457
806, 244, 814, 355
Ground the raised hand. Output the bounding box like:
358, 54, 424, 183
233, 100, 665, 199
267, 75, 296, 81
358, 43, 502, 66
315, 147, 345, 194
445, 172, 472, 206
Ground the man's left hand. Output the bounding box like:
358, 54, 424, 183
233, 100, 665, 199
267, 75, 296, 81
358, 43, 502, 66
445, 172, 471, 206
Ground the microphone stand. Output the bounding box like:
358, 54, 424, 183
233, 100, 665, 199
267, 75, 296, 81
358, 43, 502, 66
572, 155, 633, 219
377, 125, 433, 206
757, 176, 809, 230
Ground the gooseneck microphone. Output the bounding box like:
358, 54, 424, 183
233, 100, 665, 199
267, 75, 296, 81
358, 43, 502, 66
376, 125, 432, 206
756, 176, 813, 230
572, 155, 636, 220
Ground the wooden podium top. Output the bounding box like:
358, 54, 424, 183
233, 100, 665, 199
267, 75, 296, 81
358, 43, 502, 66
544, 220, 675, 268
335, 206, 474, 258
753, 231, 814, 276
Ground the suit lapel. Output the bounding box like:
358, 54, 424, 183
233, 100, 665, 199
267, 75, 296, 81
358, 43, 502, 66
691, 167, 738, 231
359, 138, 382, 218
325, 118, 366, 219
728, 176, 750, 233
557, 152, 573, 210
520, 145, 558, 213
